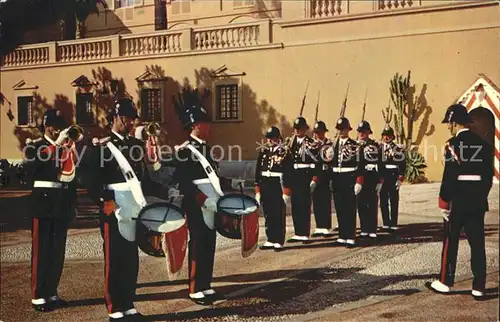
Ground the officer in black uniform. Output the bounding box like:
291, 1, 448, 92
327, 117, 360, 247
82, 98, 159, 321
171, 100, 223, 306
286, 116, 318, 243
427, 104, 493, 300
255, 126, 292, 250
356, 120, 385, 239
379, 124, 406, 232
311, 121, 334, 237
24, 109, 77, 312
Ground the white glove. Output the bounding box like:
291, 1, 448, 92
204, 197, 218, 213
310, 181, 317, 193
168, 187, 180, 199
396, 180, 402, 190
55, 128, 70, 145
255, 192, 261, 205
376, 183, 383, 193
114, 207, 131, 223
441, 208, 450, 221
231, 179, 245, 190
282, 194, 290, 204
354, 183, 362, 195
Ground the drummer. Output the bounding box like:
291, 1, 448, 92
255, 126, 292, 250
170, 92, 224, 306
81, 98, 163, 321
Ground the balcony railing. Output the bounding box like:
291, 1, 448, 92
309, 0, 346, 18
377, 0, 422, 10
1, 20, 271, 68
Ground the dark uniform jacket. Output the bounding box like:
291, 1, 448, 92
255, 143, 293, 192
82, 133, 162, 208
172, 136, 221, 210
380, 140, 406, 180
24, 136, 77, 220
287, 135, 318, 166
356, 138, 385, 184
312, 138, 332, 184
328, 137, 360, 175
439, 129, 493, 213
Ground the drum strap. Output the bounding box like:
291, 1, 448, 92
185, 144, 224, 197
106, 141, 147, 208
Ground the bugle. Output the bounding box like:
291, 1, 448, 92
67, 124, 84, 142
146, 122, 161, 137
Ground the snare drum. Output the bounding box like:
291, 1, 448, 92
216, 194, 260, 258
136, 202, 186, 257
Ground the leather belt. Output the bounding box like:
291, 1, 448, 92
34, 181, 69, 189
385, 164, 398, 169
365, 164, 378, 171
332, 167, 357, 173
261, 171, 282, 177
294, 163, 315, 169
457, 175, 481, 181
192, 178, 211, 185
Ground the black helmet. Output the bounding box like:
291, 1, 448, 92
313, 121, 329, 133
265, 126, 281, 139
357, 120, 373, 134
442, 104, 472, 125
381, 124, 395, 137
114, 98, 138, 119
181, 106, 210, 130
40, 109, 66, 132
293, 116, 309, 130
335, 117, 352, 131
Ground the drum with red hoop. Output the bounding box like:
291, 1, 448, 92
136, 202, 188, 279
216, 194, 260, 258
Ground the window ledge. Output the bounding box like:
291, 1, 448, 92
213, 119, 243, 123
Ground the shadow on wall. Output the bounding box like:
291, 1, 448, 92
135, 64, 293, 160
409, 83, 435, 146
10, 64, 293, 161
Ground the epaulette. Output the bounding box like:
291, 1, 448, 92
174, 140, 189, 152
25, 137, 43, 145
92, 136, 111, 146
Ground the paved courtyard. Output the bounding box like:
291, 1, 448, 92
0, 183, 498, 321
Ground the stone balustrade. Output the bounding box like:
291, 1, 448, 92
2, 44, 50, 67
309, 0, 346, 18
377, 0, 421, 10
1, 20, 269, 68
58, 38, 113, 62
193, 22, 261, 50
121, 31, 183, 56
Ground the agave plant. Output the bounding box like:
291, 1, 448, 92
405, 147, 427, 183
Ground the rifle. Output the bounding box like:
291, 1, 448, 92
334, 83, 350, 143
287, 81, 309, 150
314, 91, 320, 123
361, 89, 368, 121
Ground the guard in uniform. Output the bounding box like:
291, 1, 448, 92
311, 121, 334, 237
286, 116, 318, 243
24, 109, 78, 312
379, 124, 406, 232
82, 98, 159, 321
427, 104, 493, 300
327, 117, 360, 247
255, 126, 292, 250
356, 121, 384, 239
171, 100, 223, 306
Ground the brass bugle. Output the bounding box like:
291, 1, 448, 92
146, 122, 161, 137
68, 125, 84, 142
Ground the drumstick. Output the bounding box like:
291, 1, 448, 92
163, 196, 176, 222
239, 182, 246, 209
